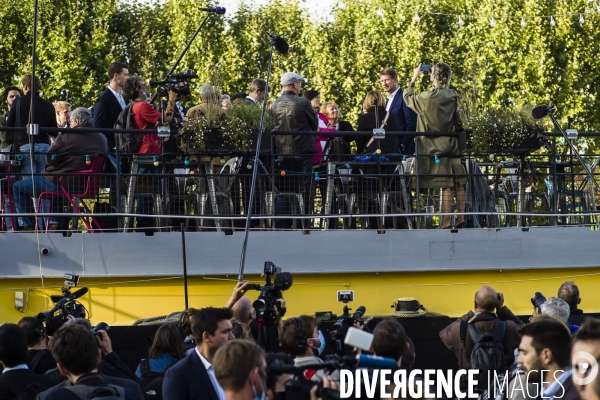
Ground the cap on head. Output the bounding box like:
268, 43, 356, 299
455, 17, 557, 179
281, 72, 304, 86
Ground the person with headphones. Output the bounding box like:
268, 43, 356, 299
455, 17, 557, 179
278, 316, 327, 381
17, 317, 57, 375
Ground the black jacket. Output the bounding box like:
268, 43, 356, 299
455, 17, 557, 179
36, 373, 143, 400
0, 369, 58, 400
272, 90, 318, 155
356, 110, 401, 156
162, 350, 219, 400
569, 309, 587, 327
38, 372, 141, 400
6, 93, 55, 147
92, 87, 124, 150
26, 349, 56, 375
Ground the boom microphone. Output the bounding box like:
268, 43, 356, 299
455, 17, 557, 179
64, 287, 89, 303
170, 73, 199, 80
268, 33, 289, 55
353, 306, 366, 320
532, 104, 554, 119
199, 6, 226, 14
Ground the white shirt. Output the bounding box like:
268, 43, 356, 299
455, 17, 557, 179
108, 86, 126, 109
195, 348, 226, 400
2, 364, 28, 373
386, 87, 400, 112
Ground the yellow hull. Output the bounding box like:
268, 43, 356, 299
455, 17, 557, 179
2, 267, 600, 324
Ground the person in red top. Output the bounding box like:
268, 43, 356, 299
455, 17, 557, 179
123, 76, 177, 234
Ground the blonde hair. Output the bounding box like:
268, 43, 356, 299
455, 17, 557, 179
321, 101, 341, 121
363, 90, 385, 112
432, 62, 452, 89
53, 101, 71, 112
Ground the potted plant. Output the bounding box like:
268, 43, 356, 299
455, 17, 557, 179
220, 103, 274, 152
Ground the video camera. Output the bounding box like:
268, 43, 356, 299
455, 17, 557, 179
329, 290, 367, 356
246, 262, 292, 328
37, 274, 89, 336
269, 354, 397, 400
149, 69, 198, 98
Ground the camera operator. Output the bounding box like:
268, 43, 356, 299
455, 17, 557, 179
439, 286, 524, 389
213, 340, 266, 400
279, 316, 331, 382
17, 316, 56, 375
44, 318, 141, 388
225, 281, 287, 346
38, 324, 142, 400
123, 75, 177, 235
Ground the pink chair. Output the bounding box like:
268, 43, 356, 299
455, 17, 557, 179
37, 155, 107, 233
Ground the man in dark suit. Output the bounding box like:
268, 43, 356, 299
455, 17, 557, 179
558, 281, 587, 327
6, 74, 56, 174
243, 79, 267, 105
0, 324, 58, 400
517, 319, 581, 400
380, 67, 417, 155
163, 307, 235, 400
92, 62, 129, 150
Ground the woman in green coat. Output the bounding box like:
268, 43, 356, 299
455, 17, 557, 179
403, 62, 466, 229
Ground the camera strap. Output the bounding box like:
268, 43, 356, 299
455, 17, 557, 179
366, 112, 390, 148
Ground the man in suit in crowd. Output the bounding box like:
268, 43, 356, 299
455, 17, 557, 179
559, 281, 587, 327
0, 324, 58, 400
380, 67, 417, 155
163, 307, 234, 400
243, 79, 267, 105
92, 61, 129, 150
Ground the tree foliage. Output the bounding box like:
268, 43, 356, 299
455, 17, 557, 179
1, 0, 598, 146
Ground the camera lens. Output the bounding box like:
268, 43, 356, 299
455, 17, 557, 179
253, 299, 266, 313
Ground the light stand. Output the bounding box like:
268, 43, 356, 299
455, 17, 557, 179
238, 34, 287, 282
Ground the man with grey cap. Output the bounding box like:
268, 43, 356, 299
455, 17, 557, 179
271, 72, 318, 229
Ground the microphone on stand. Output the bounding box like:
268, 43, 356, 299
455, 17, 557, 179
532, 104, 555, 119
199, 6, 226, 14
268, 33, 289, 55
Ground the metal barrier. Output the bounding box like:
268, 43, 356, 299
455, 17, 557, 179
1, 126, 599, 233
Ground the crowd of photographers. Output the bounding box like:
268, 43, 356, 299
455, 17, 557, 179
1, 279, 599, 400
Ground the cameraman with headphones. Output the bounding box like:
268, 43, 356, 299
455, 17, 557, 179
17, 317, 56, 375
279, 316, 330, 382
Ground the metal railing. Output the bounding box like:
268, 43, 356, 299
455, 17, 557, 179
1, 126, 599, 233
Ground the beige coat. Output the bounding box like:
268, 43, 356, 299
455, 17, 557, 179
403, 86, 466, 188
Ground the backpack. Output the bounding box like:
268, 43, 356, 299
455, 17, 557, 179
64, 384, 125, 399
115, 103, 142, 154
322, 137, 351, 162
139, 358, 179, 400
463, 321, 507, 391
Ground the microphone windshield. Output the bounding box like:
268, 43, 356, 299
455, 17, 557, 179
353, 306, 366, 320
532, 104, 549, 119
268, 33, 289, 55
274, 272, 293, 291
215, 6, 226, 14
71, 287, 89, 300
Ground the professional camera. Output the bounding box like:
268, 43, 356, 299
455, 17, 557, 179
329, 290, 367, 357
531, 292, 546, 310
246, 262, 292, 327
269, 354, 397, 400
37, 274, 89, 336
92, 322, 110, 338
150, 69, 198, 98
